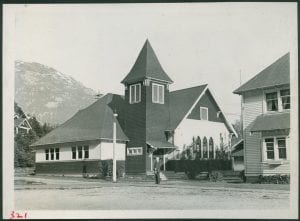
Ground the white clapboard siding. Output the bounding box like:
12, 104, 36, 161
242, 90, 290, 176
242, 90, 263, 176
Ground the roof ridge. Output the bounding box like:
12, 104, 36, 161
234, 52, 289, 94
170, 84, 208, 93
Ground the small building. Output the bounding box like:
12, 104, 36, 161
233, 53, 290, 182
231, 139, 244, 172
14, 114, 32, 134
31, 40, 237, 176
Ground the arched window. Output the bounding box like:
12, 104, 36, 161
193, 137, 197, 153
203, 137, 208, 158
196, 136, 201, 159
209, 137, 214, 159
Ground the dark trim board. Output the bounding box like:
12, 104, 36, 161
35, 160, 125, 175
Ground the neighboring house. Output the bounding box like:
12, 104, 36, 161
233, 53, 290, 182
14, 114, 32, 134
31, 40, 237, 176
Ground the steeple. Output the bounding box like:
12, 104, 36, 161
121, 39, 173, 84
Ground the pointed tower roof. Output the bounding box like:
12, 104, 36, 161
121, 40, 173, 84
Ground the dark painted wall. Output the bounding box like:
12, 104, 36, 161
146, 81, 170, 141
124, 81, 147, 173
187, 90, 226, 123
36, 160, 125, 175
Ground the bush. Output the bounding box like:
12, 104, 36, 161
99, 160, 125, 179
208, 171, 224, 182
258, 174, 290, 184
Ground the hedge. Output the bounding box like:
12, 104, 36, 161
165, 159, 232, 179
258, 174, 290, 184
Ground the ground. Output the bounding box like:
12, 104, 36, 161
14, 170, 290, 210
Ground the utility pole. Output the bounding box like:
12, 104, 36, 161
113, 112, 118, 183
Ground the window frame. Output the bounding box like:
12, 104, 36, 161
50, 148, 55, 160
127, 147, 143, 156
84, 145, 89, 159
262, 136, 289, 162
152, 83, 164, 104
263, 88, 290, 113
55, 148, 59, 160
280, 89, 290, 110
200, 107, 209, 121
72, 146, 76, 159
45, 149, 49, 160
129, 83, 141, 104
78, 146, 83, 159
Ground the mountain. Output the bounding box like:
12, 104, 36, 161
15, 61, 98, 125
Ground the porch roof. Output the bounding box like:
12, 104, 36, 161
250, 112, 290, 132
146, 140, 176, 149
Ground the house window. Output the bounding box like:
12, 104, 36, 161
265, 138, 275, 160
129, 83, 141, 104
266, 92, 278, 111
127, 147, 143, 156
78, 146, 83, 159
50, 148, 55, 160
84, 145, 89, 159
152, 83, 164, 104
55, 148, 59, 160
209, 137, 214, 159
72, 147, 76, 159
200, 107, 208, 120
203, 137, 208, 158
280, 89, 290, 110
277, 137, 287, 159
45, 149, 49, 160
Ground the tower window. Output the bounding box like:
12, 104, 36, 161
152, 83, 164, 104
129, 83, 141, 104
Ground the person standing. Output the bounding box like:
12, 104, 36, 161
154, 157, 161, 184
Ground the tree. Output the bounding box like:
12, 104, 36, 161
14, 103, 55, 167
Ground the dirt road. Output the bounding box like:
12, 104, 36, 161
14, 175, 289, 210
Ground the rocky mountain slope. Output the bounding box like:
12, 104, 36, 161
15, 61, 98, 125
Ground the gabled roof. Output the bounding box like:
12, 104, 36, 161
168, 85, 237, 137
168, 85, 208, 130
121, 40, 173, 84
14, 118, 31, 129
234, 53, 290, 94
250, 112, 290, 132
31, 94, 128, 147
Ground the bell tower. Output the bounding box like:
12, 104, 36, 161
121, 40, 173, 174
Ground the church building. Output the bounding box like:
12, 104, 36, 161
31, 40, 237, 176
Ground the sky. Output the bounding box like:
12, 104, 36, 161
7, 2, 297, 123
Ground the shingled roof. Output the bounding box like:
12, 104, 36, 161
234, 53, 290, 94
121, 40, 173, 84
31, 94, 128, 147
250, 112, 290, 132
168, 84, 208, 130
